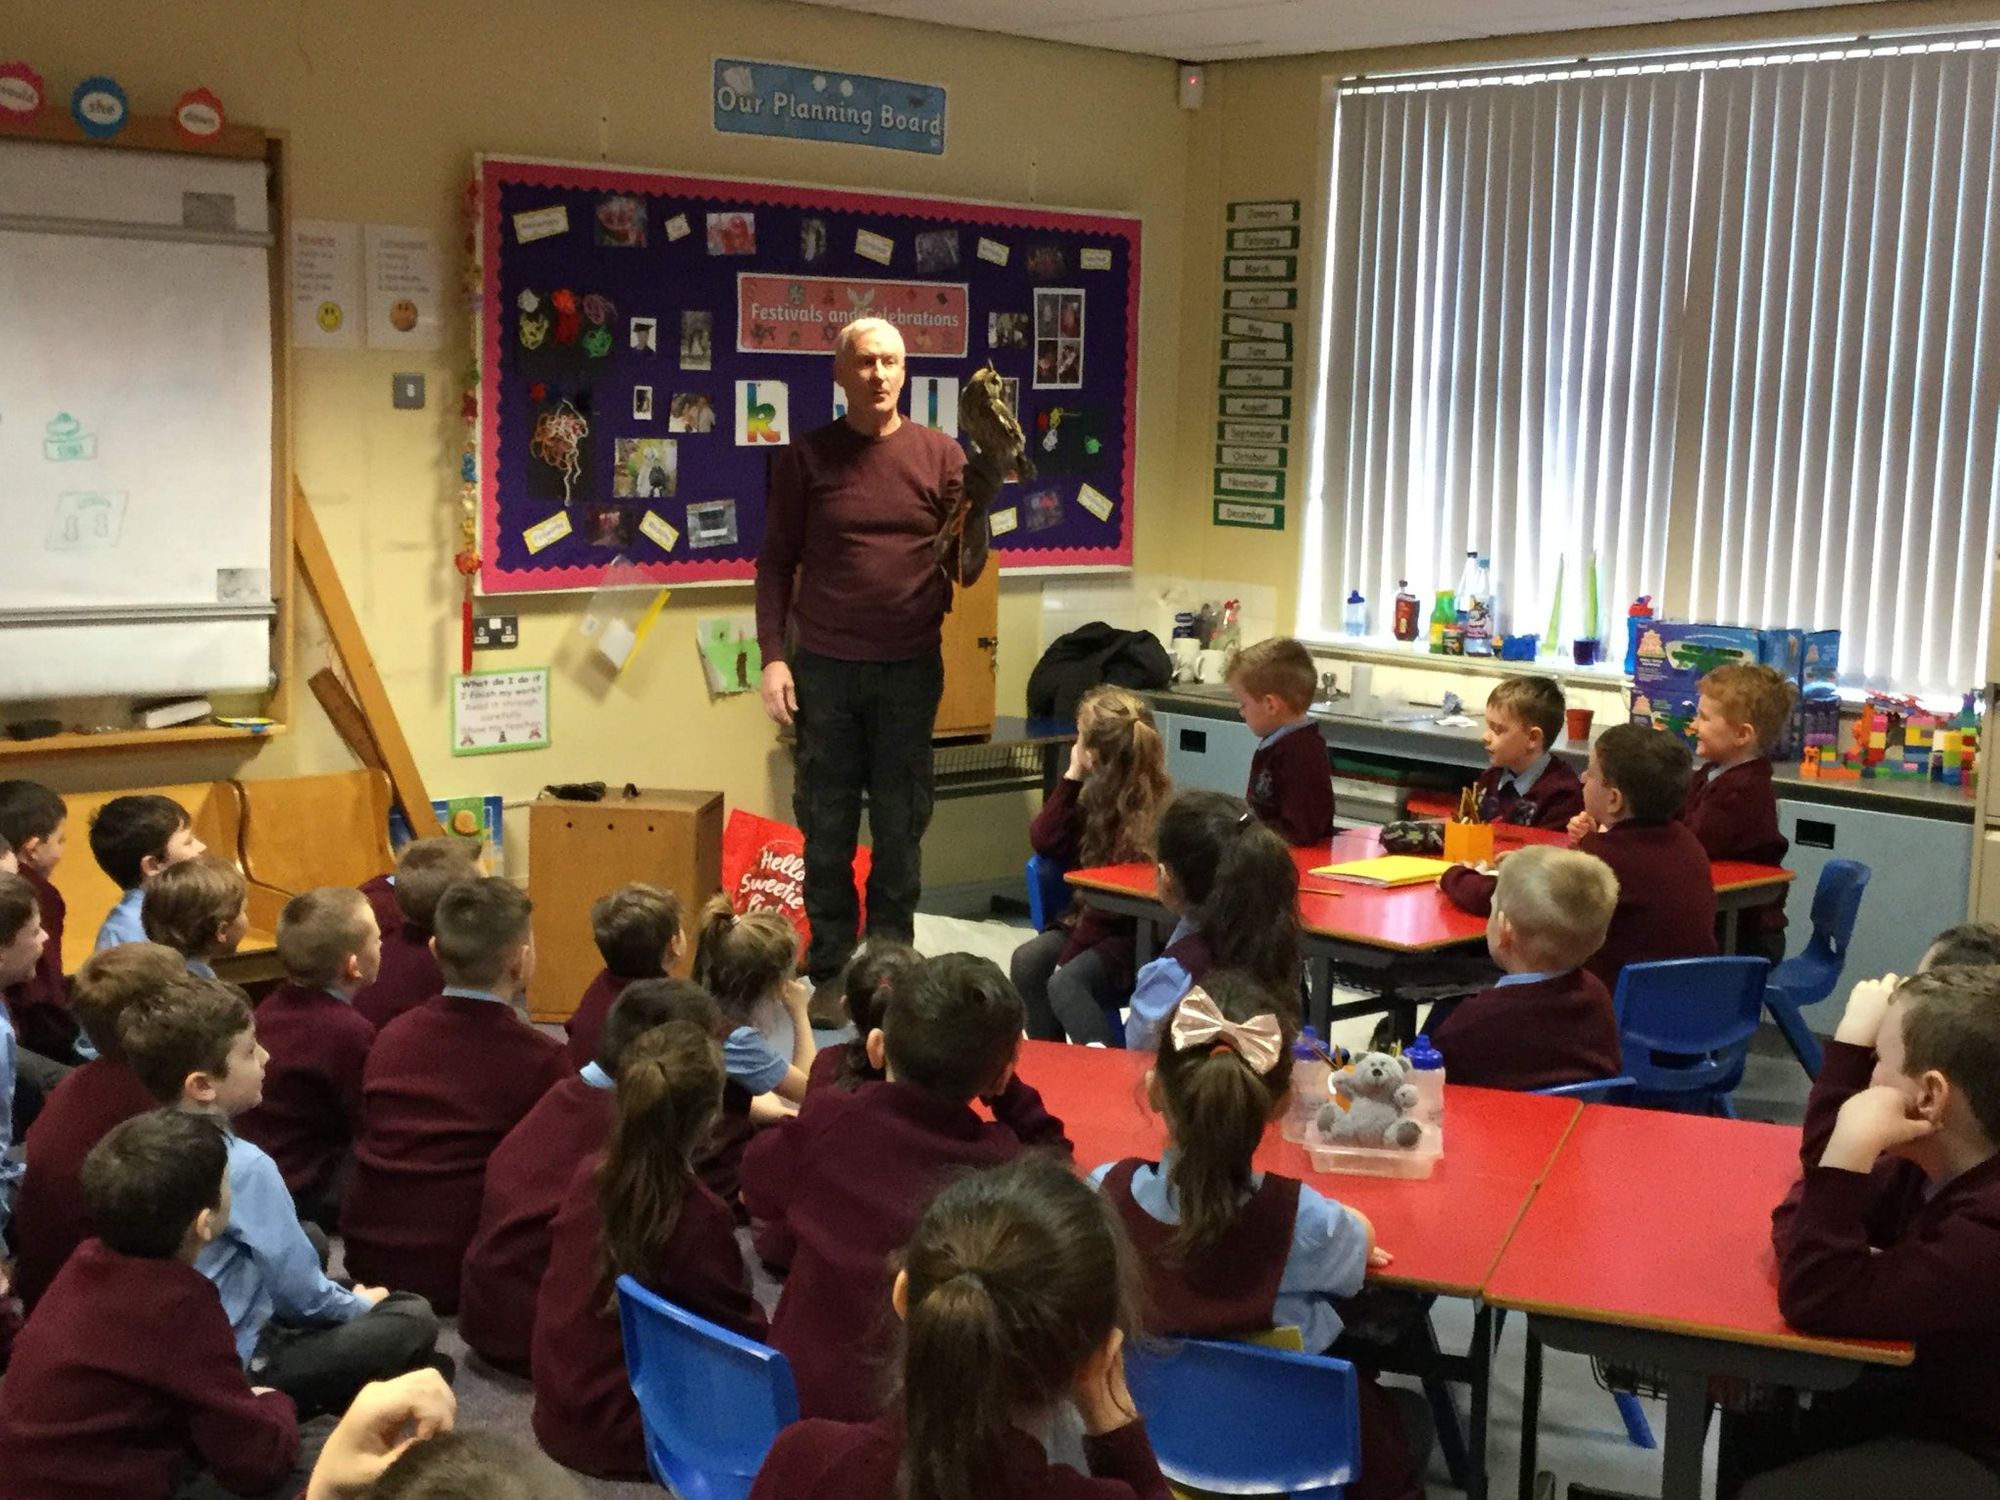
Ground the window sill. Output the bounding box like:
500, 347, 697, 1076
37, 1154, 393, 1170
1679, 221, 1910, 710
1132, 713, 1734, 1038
1299, 635, 1633, 694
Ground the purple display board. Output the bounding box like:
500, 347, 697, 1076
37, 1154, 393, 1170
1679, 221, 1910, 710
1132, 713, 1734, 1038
478, 155, 1139, 593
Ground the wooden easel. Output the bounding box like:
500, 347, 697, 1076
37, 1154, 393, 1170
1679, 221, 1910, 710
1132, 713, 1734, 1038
291, 480, 445, 838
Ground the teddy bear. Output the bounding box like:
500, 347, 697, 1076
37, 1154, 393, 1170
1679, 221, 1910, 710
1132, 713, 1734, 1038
1316, 1050, 1425, 1150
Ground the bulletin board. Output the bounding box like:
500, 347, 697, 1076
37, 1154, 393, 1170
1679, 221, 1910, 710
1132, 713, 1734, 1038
477, 154, 1141, 595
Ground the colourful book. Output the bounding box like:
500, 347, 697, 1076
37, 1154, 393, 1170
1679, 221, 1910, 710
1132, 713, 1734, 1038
1311, 854, 1454, 888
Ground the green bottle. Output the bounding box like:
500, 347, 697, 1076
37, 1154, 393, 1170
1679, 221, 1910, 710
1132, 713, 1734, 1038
1428, 591, 1456, 654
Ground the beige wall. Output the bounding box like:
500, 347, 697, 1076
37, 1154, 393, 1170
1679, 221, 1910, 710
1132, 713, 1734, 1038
1167, 0, 2000, 639
10, 0, 1189, 884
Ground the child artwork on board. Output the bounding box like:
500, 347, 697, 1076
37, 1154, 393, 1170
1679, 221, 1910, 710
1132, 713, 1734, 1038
697, 615, 762, 695
612, 437, 676, 499
680, 311, 713, 371
527, 394, 593, 504
582, 504, 637, 548
668, 392, 716, 433
595, 195, 647, 247
706, 212, 756, 256
629, 316, 657, 352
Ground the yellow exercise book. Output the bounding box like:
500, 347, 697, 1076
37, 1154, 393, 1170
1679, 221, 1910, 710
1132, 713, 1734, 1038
1310, 855, 1454, 888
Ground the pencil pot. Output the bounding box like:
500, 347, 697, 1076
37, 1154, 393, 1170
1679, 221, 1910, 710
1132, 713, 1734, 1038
1441, 820, 1494, 866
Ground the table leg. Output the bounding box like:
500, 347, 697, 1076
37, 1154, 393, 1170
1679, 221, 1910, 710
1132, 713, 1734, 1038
1468, 1303, 1493, 1500
1661, 1369, 1710, 1500
1307, 957, 1333, 1034
1517, 1329, 1542, 1500
1721, 905, 1741, 955
1135, 917, 1159, 969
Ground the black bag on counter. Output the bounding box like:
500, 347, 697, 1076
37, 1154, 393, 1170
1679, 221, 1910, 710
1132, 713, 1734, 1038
1026, 622, 1173, 723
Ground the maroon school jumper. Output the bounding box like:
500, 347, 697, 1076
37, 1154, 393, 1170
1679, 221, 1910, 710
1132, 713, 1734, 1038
1099, 1160, 1423, 1500
351, 921, 443, 1031
754, 418, 965, 666
1473, 757, 1586, 831
234, 983, 376, 1202
1440, 821, 1717, 992
531, 1156, 767, 1478
805, 1041, 881, 1097
1246, 722, 1335, 847
1430, 971, 1621, 1091
6, 862, 74, 1060
10, 1059, 156, 1309
750, 1415, 1172, 1500
1680, 757, 1790, 937
741, 1076, 1072, 1421
340, 992, 563, 1309
459, 1070, 617, 1371
1772, 1041, 2000, 1466
561, 969, 633, 1073
0, 1239, 299, 1500
1031, 776, 1138, 993
359, 873, 402, 939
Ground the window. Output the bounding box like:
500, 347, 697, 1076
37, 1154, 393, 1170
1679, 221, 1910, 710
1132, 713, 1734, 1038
1306, 35, 2000, 696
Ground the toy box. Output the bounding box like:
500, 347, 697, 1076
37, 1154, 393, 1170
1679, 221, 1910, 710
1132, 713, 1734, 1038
1629, 623, 1764, 743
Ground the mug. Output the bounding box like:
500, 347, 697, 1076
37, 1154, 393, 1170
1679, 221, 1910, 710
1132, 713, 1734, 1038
1170, 637, 1200, 681
1195, 648, 1230, 683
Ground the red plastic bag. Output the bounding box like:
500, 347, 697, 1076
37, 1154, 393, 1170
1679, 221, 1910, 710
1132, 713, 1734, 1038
720, 809, 870, 957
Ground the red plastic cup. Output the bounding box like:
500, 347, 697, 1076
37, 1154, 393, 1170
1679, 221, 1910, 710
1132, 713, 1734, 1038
1566, 707, 1595, 742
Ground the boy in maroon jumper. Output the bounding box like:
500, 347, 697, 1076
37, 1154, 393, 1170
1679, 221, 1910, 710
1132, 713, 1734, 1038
0, 780, 79, 1066
0, 1110, 300, 1500
1681, 662, 1795, 965
359, 868, 401, 939
341, 877, 563, 1309
1748, 968, 2000, 1495
11, 943, 183, 1310
352, 837, 481, 1030
233, 888, 381, 1232
459, 977, 718, 1373
1443, 724, 1716, 992
741, 954, 1072, 1421
561, 881, 684, 1071
1430, 846, 1622, 1090
1469, 676, 1586, 829
1226, 638, 1334, 847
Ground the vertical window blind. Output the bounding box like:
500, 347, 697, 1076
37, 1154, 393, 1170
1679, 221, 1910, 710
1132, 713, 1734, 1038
1309, 37, 2000, 697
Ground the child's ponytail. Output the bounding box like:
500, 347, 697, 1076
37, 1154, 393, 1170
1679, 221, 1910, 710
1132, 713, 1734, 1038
895, 1158, 1137, 1500
595, 1021, 724, 1288
1157, 790, 1303, 1002
1154, 970, 1297, 1260
1075, 685, 1172, 865
689, 894, 796, 1022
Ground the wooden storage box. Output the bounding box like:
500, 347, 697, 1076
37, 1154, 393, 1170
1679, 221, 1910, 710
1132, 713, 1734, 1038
526, 789, 723, 1023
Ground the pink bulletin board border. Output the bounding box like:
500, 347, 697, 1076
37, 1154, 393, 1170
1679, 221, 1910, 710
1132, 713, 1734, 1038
477, 153, 1139, 595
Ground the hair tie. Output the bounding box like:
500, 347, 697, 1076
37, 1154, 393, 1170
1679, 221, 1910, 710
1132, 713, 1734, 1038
1236, 810, 1254, 828
1170, 989, 1284, 1075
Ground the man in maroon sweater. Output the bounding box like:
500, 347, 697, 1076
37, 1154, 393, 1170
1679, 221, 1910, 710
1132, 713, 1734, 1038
1680, 664, 1794, 965
459, 977, 717, 1372
742, 954, 1072, 1420
1430, 846, 1622, 1090
1745, 968, 2000, 1495
1443, 724, 1716, 994
234, 888, 381, 1231
561, 881, 683, 1071
10, 942, 183, 1309
352, 836, 480, 1031
755, 318, 966, 990
0, 1110, 300, 1500
1226, 639, 1334, 847
341, 878, 564, 1309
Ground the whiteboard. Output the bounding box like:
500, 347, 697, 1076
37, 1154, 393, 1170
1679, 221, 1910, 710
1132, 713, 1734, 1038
0, 142, 275, 698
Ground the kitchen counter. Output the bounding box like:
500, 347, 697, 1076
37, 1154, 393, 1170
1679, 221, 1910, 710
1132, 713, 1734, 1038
1144, 684, 1976, 824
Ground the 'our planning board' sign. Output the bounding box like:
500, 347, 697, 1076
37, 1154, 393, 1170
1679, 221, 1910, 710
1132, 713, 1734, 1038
713, 59, 946, 155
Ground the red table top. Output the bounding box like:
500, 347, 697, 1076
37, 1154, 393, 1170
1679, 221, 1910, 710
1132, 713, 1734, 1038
1483, 1104, 1912, 1364
1016, 1039, 1581, 1296
1067, 826, 1792, 954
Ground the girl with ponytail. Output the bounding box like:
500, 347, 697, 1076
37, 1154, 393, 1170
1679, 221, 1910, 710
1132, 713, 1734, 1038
531, 1021, 768, 1479
1010, 685, 1174, 1045
1095, 972, 1426, 1500
750, 1156, 1171, 1500
1124, 789, 1303, 1052
691, 893, 816, 1122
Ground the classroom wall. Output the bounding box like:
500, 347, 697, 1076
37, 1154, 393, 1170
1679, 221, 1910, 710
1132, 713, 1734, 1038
9, 0, 1191, 884
1167, 0, 2000, 644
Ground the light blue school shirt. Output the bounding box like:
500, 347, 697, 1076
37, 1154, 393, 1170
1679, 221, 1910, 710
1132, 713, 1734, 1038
198, 1127, 369, 1367
1495, 752, 1554, 799
1124, 916, 1201, 1053
725, 1027, 790, 1094
95, 888, 147, 951
186, 957, 216, 979
0, 1008, 20, 1235
1260, 716, 1316, 749
580, 1061, 614, 1089
1089, 1152, 1370, 1353
1493, 969, 1565, 989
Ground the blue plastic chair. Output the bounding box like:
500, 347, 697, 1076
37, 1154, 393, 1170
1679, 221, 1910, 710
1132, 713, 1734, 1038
1126, 1335, 1361, 1498
1531, 1075, 1638, 1103
1025, 852, 1073, 932
616, 1276, 799, 1500
1765, 859, 1872, 1080
1613, 957, 1771, 1118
